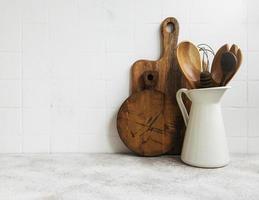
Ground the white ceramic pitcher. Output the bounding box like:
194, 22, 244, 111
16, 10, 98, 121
176, 86, 230, 168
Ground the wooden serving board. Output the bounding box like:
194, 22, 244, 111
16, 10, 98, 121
117, 71, 176, 156
117, 17, 188, 155
132, 17, 188, 154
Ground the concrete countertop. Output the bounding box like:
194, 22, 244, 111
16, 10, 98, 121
0, 154, 258, 200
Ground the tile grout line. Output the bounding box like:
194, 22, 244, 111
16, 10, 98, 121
245, 0, 249, 154
20, 20, 24, 153
75, 0, 80, 152
47, 0, 52, 154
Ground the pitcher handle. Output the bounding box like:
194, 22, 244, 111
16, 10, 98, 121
176, 88, 190, 126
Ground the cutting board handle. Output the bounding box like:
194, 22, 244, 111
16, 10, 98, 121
161, 17, 179, 58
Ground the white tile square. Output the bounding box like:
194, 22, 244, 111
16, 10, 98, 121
0, 53, 21, 80
22, 53, 51, 80
105, 53, 133, 80
0, 108, 21, 135
23, 108, 51, 135
78, 0, 108, 24
50, 135, 78, 152
78, 23, 105, 53
247, 0, 259, 23
0, 0, 21, 24
106, 25, 134, 53
248, 52, 259, 80
51, 80, 78, 107
178, 23, 190, 42
222, 81, 247, 107
134, 24, 160, 60
162, 0, 190, 24
51, 107, 77, 135
0, 22, 21, 52
105, 136, 129, 153
21, 0, 48, 23
248, 24, 259, 51
22, 135, 49, 153
22, 23, 49, 53
135, 0, 162, 24
106, 108, 118, 136
23, 80, 51, 108
248, 108, 259, 137
49, 0, 78, 25
103, 0, 135, 25
0, 80, 21, 107
222, 108, 247, 137
77, 108, 106, 134
106, 79, 130, 109
0, 136, 21, 153
248, 81, 259, 107
78, 135, 128, 153
49, 21, 79, 54
78, 134, 105, 153
248, 138, 259, 154
227, 137, 247, 153
51, 53, 79, 79
189, 0, 246, 24
77, 80, 106, 108
78, 53, 105, 80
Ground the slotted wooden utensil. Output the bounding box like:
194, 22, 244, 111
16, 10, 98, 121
211, 44, 242, 86
224, 44, 242, 85
220, 52, 237, 86
211, 44, 230, 85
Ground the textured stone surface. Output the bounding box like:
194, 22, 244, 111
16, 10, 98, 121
0, 154, 258, 199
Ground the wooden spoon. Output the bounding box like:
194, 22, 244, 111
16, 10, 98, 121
211, 44, 229, 86
177, 41, 202, 88
220, 52, 237, 86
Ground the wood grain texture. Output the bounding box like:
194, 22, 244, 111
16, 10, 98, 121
117, 71, 178, 156
211, 44, 242, 86
176, 41, 202, 89
117, 89, 176, 156
118, 17, 188, 155
131, 17, 181, 94
211, 44, 230, 85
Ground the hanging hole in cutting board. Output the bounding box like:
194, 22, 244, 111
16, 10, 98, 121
166, 22, 174, 33
147, 74, 154, 80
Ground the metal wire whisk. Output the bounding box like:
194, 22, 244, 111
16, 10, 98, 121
197, 44, 215, 88
197, 44, 215, 72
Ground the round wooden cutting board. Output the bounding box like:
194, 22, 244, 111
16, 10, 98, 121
117, 71, 177, 156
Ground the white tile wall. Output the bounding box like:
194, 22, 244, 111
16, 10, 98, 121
0, 0, 258, 154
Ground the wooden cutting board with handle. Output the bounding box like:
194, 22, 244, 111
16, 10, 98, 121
117, 71, 176, 156
132, 17, 182, 95
117, 17, 188, 156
